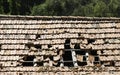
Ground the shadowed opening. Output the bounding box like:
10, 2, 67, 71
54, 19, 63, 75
22, 55, 35, 66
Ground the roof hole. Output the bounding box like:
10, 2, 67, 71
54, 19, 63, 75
34, 44, 41, 49
76, 50, 86, 55
64, 62, 74, 67
0, 44, 1, 51
19, 73, 23, 75
64, 39, 71, 49
25, 42, 33, 49
63, 51, 72, 61
101, 50, 104, 54
94, 56, 99, 61
78, 33, 81, 36
11, 62, 13, 65
90, 50, 98, 55
77, 61, 87, 66
49, 56, 53, 60
87, 39, 95, 44
36, 35, 40, 39
53, 62, 60, 67
74, 43, 80, 49
48, 44, 52, 48
0, 64, 3, 69
22, 55, 35, 66
37, 62, 43, 66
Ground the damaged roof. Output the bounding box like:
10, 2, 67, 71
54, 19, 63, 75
0, 15, 120, 75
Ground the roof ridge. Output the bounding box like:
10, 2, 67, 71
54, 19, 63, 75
0, 15, 120, 21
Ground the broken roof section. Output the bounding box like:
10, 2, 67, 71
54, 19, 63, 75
0, 15, 120, 74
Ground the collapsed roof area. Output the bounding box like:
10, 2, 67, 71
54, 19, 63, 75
0, 15, 120, 75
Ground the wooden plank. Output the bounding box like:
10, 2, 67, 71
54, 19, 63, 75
0, 29, 38, 34
104, 39, 120, 44
37, 23, 117, 29
92, 44, 120, 50
0, 20, 42, 24
1, 38, 119, 45
38, 33, 120, 39
0, 34, 36, 39
0, 23, 119, 29
0, 56, 19, 61
0, 40, 28, 44
41, 44, 64, 49
0, 25, 39, 29
0, 28, 119, 35
97, 50, 120, 55
38, 50, 57, 56
0, 19, 116, 24
0, 50, 29, 55
71, 39, 85, 44
40, 33, 78, 39
82, 33, 120, 39
0, 72, 120, 75
1, 44, 120, 50
99, 56, 120, 61
38, 28, 120, 34
0, 67, 120, 72
0, 61, 17, 67
79, 43, 120, 50
1, 45, 25, 49
34, 39, 65, 45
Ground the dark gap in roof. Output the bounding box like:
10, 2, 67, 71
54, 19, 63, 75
0, 63, 3, 69
19, 73, 23, 75
110, 61, 115, 66
87, 39, 95, 44
25, 42, 33, 49
62, 49, 74, 66
48, 44, 52, 48
90, 50, 98, 55
22, 55, 35, 66
74, 43, 80, 49
0, 44, 1, 51
64, 31, 67, 33
65, 39, 70, 43
34, 44, 41, 49
76, 50, 86, 55
63, 51, 72, 61
64, 39, 71, 49
83, 56, 87, 61
77, 61, 87, 66
101, 50, 104, 54
94, 57, 99, 61
37, 62, 43, 66
78, 33, 81, 36
57, 50, 59, 55
36, 35, 40, 39
11, 62, 13, 65
64, 62, 74, 67
53, 62, 60, 67
49, 56, 53, 60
